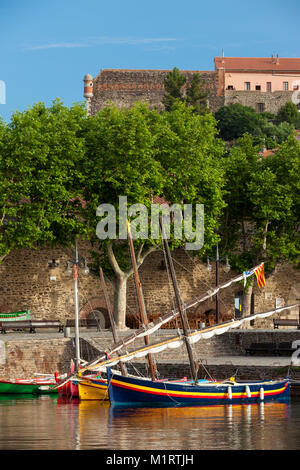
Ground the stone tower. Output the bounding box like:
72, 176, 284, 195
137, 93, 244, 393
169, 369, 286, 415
83, 74, 93, 116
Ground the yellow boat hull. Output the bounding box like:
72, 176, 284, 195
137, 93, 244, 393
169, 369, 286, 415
78, 378, 108, 401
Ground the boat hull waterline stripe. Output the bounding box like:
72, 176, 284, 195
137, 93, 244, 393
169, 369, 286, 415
111, 379, 288, 399
108, 374, 290, 405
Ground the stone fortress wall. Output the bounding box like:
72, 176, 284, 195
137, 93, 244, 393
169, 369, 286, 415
90, 69, 225, 114
0, 241, 299, 330
89, 66, 295, 115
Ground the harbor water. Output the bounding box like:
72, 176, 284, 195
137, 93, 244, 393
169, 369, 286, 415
0, 394, 300, 451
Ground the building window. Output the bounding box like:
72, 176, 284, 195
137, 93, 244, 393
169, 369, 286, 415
283, 82, 289, 91
255, 85, 261, 91
244, 82, 251, 91
267, 82, 272, 92
227, 85, 234, 90
293, 85, 299, 91
256, 103, 265, 113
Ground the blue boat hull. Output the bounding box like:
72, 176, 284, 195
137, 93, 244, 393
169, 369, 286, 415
107, 371, 290, 407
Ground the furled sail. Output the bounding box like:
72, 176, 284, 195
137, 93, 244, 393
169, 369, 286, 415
80, 302, 300, 373
79, 262, 265, 371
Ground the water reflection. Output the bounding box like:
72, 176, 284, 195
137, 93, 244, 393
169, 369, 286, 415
106, 402, 291, 450
0, 395, 299, 450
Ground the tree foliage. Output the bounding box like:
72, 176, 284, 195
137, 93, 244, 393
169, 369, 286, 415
275, 101, 300, 128
1, 94, 299, 327
162, 67, 187, 112
0, 99, 87, 262
162, 68, 210, 114
221, 134, 300, 274
214, 103, 264, 141
81, 102, 226, 327
215, 102, 296, 147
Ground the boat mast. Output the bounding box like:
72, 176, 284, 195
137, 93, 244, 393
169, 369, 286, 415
99, 267, 127, 376
159, 216, 198, 383
126, 221, 156, 381
74, 240, 81, 372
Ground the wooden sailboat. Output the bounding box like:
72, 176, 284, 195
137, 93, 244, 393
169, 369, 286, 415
0, 309, 31, 321
77, 220, 158, 400
107, 372, 289, 407
0, 376, 58, 395
76, 268, 122, 401
56, 242, 82, 399
103, 217, 291, 407
51, 221, 298, 404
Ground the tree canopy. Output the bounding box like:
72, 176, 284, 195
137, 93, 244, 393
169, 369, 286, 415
220, 133, 300, 273
1, 93, 299, 326
0, 99, 87, 262
162, 67, 210, 114
275, 101, 300, 128
80, 101, 226, 327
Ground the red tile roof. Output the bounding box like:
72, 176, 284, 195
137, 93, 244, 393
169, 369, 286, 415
214, 57, 300, 72
261, 149, 275, 157
152, 195, 169, 205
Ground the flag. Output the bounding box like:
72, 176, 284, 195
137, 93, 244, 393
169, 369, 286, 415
254, 263, 266, 288
243, 269, 254, 287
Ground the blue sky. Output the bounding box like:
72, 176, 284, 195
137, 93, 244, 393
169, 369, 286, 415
0, 0, 299, 123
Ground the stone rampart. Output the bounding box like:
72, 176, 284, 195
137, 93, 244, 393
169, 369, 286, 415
0, 242, 299, 330
91, 69, 224, 114
1, 329, 299, 381
225, 90, 294, 114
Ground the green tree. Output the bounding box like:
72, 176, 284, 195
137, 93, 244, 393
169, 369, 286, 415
156, 101, 225, 250
221, 134, 300, 314
81, 102, 226, 329
264, 135, 300, 264
214, 103, 263, 141
275, 101, 300, 127
186, 73, 210, 115
0, 100, 87, 264
220, 134, 260, 263
162, 67, 186, 111
162, 68, 210, 114
81, 103, 166, 329
254, 120, 294, 148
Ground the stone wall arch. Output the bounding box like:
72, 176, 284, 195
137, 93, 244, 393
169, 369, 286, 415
193, 300, 227, 326
79, 297, 110, 329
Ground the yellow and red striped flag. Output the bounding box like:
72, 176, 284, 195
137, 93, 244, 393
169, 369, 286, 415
254, 263, 266, 288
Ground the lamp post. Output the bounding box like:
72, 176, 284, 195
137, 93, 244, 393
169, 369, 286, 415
66, 241, 89, 372
206, 244, 230, 324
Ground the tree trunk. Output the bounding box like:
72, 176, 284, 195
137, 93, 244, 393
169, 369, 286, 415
107, 240, 157, 330
242, 281, 253, 317
0, 254, 7, 264
262, 220, 270, 252
113, 274, 129, 330
240, 279, 254, 329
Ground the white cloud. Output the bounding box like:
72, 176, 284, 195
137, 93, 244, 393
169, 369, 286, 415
23, 36, 179, 51
88, 36, 179, 45
23, 42, 90, 51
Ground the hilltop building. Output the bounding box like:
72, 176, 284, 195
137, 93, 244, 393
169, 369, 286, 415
84, 55, 300, 115
216, 55, 300, 113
